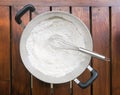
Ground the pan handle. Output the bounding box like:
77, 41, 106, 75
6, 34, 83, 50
15, 4, 35, 24
74, 65, 98, 89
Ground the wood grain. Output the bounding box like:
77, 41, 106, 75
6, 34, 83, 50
31, 7, 51, 95
52, 6, 70, 95
52, 7, 69, 12
92, 7, 110, 95
32, 6, 50, 17
0, 0, 120, 6
112, 7, 120, 95
0, 2, 120, 95
72, 7, 91, 95
32, 77, 50, 95
0, 6, 10, 81
0, 81, 10, 95
12, 6, 31, 95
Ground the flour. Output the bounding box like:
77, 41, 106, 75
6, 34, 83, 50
26, 17, 85, 78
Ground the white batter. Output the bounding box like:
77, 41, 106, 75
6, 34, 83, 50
26, 17, 85, 78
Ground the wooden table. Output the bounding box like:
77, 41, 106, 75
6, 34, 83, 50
0, 0, 120, 95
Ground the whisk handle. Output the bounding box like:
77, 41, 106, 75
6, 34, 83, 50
78, 47, 110, 61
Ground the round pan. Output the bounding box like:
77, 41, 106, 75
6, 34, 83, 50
19, 11, 93, 84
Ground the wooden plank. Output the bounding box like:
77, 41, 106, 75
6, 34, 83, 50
0, 81, 10, 95
52, 7, 69, 12
12, 6, 31, 95
52, 7, 70, 95
32, 6, 50, 17
32, 77, 50, 95
112, 7, 120, 95
72, 7, 91, 95
1, 0, 120, 6
92, 7, 110, 95
0, 6, 10, 81
32, 7, 51, 95
54, 83, 70, 95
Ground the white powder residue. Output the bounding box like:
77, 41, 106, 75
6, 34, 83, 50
26, 17, 85, 78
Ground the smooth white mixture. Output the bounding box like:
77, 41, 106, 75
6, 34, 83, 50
26, 17, 85, 78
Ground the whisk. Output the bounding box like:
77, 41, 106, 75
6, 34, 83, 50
48, 35, 110, 61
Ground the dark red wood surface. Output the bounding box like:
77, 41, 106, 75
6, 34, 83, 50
0, 6, 10, 95
0, 2, 120, 95
92, 7, 110, 95
72, 7, 91, 95
0, 6, 10, 80
32, 77, 50, 95
112, 7, 120, 95
11, 6, 31, 95
0, 0, 120, 6
0, 81, 10, 95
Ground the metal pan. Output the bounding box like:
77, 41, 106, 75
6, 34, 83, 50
15, 4, 99, 88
